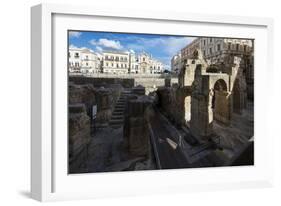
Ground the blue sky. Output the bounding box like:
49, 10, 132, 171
68, 31, 195, 69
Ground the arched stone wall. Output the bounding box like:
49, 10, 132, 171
212, 79, 231, 125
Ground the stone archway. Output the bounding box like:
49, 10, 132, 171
212, 79, 230, 124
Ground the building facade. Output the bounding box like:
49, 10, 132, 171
69, 48, 82, 73
180, 38, 201, 65
69, 49, 165, 75
138, 52, 164, 74
69, 48, 101, 73
129, 53, 139, 74
102, 51, 130, 74
180, 37, 253, 64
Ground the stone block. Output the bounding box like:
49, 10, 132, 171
68, 104, 91, 173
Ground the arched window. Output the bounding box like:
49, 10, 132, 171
214, 79, 227, 91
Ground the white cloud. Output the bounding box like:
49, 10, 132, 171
69, 44, 95, 53
89, 38, 123, 50
69, 31, 82, 38
95, 46, 103, 52
69, 44, 78, 49
126, 36, 195, 55
163, 37, 196, 55
125, 36, 195, 66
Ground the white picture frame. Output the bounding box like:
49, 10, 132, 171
31, 3, 274, 202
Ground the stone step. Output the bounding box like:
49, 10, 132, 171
116, 101, 125, 105
112, 111, 123, 115
94, 123, 109, 128
111, 115, 123, 120
110, 124, 123, 129
109, 120, 124, 125
114, 108, 125, 112
109, 118, 124, 123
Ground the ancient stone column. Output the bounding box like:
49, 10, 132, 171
123, 95, 153, 158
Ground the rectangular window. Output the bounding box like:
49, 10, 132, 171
209, 48, 212, 54
217, 44, 221, 51
244, 45, 247, 52
228, 43, 231, 50
236, 44, 239, 51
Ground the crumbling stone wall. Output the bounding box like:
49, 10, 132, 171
69, 83, 96, 117
177, 49, 248, 141
123, 95, 154, 158
69, 83, 123, 127
213, 90, 231, 124
69, 76, 134, 88
190, 94, 213, 140
156, 86, 191, 127
68, 104, 91, 173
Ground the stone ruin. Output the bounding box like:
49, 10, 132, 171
123, 85, 154, 158
68, 104, 91, 173
68, 83, 124, 172
158, 49, 248, 142
67, 48, 252, 172
69, 82, 123, 127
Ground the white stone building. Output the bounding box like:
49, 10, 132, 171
102, 51, 130, 74
150, 59, 164, 74
69, 48, 101, 74
69, 48, 82, 73
129, 53, 139, 73
138, 52, 164, 74
69, 48, 165, 75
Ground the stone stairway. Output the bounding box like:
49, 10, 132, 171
109, 90, 131, 129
